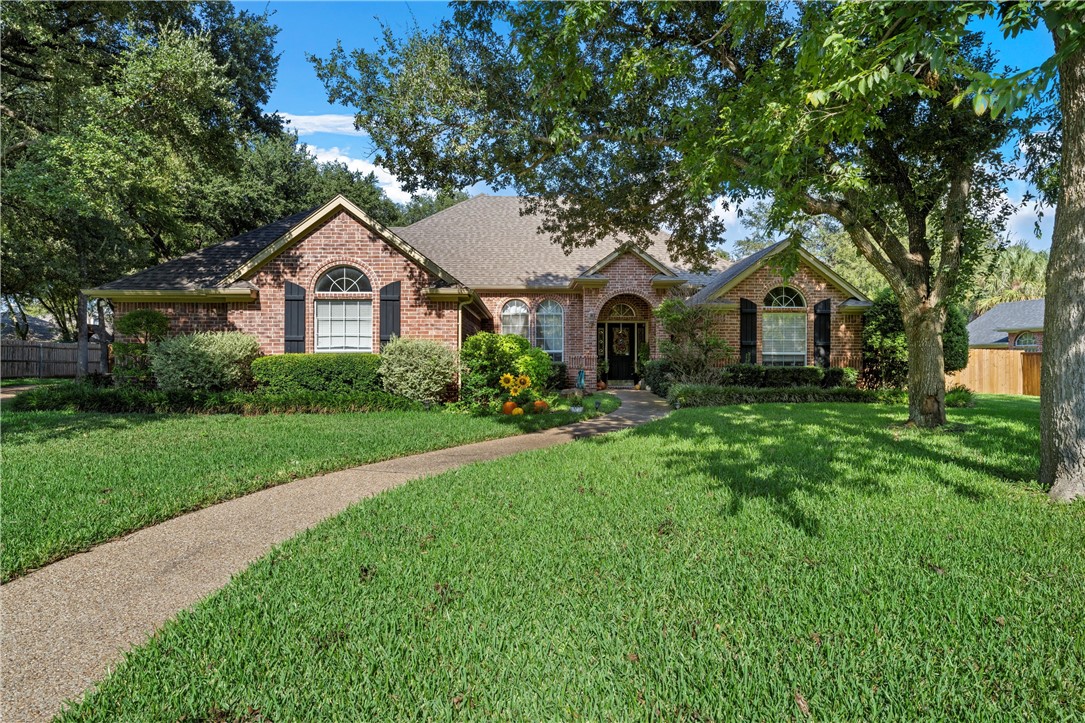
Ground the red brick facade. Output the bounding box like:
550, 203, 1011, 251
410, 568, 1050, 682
114, 212, 864, 385
708, 264, 864, 370
1007, 330, 1043, 350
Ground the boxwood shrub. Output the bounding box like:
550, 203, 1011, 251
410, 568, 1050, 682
9, 382, 420, 415
642, 359, 674, 398
250, 353, 382, 394
761, 365, 825, 388
150, 331, 262, 392
667, 383, 906, 408
724, 364, 764, 387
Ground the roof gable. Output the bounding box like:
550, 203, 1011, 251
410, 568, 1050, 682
583, 243, 676, 278
689, 241, 870, 305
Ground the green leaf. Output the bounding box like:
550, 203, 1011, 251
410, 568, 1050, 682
972, 93, 989, 116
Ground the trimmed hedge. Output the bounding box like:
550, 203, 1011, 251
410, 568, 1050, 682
250, 353, 382, 394
9, 382, 420, 415
761, 366, 823, 388
667, 383, 906, 408
150, 331, 262, 392
379, 338, 458, 403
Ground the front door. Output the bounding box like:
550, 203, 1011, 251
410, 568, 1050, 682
608, 323, 635, 381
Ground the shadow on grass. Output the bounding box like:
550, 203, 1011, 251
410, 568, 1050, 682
581, 396, 1040, 536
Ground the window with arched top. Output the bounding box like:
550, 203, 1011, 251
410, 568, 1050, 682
316, 266, 372, 293
501, 300, 529, 338
609, 302, 638, 320
314, 266, 372, 352
763, 286, 806, 366
765, 286, 806, 308
535, 300, 564, 361
1014, 332, 1039, 350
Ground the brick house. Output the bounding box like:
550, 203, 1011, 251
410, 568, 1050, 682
90, 195, 870, 387
966, 299, 1045, 351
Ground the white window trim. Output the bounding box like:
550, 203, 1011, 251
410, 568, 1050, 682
535, 300, 564, 362
762, 311, 807, 366
314, 298, 374, 353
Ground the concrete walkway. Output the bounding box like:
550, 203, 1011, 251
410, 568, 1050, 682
1, 390, 670, 722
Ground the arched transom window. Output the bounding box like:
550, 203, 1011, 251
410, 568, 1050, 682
501, 300, 529, 338
609, 302, 638, 320
765, 286, 806, 308
1014, 331, 1039, 350
314, 266, 372, 352
535, 300, 564, 361
316, 266, 372, 293
763, 286, 806, 367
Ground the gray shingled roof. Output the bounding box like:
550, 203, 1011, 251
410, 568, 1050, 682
98, 207, 318, 291
967, 299, 1045, 346
687, 240, 791, 304
393, 195, 725, 288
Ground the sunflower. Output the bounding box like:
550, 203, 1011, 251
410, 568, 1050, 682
499, 373, 515, 388
507, 385, 521, 397
516, 374, 531, 388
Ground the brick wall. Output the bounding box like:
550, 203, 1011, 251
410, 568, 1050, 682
115, 211, 460, 353
709, 262, 864, 369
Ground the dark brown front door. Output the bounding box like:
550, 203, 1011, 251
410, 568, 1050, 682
608, 323, 635, 380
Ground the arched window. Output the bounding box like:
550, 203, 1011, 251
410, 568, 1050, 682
609, 302, 637, 320
765, 286, 805, 308
1014, 332, 1039, 350
316, 266, 372, 293
535, 300, 564, 361
763, 286, 806, 366
314, 266, 372, 352
501, 300, 529, 338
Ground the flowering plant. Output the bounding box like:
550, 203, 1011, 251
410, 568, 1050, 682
499, 372, 533, 405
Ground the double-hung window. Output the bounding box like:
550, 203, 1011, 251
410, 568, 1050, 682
535, 300, 564, 361
762, 286, 806, 366
314, 266, 373, 352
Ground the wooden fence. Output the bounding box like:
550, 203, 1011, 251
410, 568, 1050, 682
1, 340, 105, 378
946, 348, 1041, 396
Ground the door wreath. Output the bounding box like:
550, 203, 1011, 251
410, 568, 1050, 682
613, 328, 630, 356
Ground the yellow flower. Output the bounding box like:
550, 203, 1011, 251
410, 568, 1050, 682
517, 375, 531, 388
508, 385, 521, 397
499, 373, 515, 388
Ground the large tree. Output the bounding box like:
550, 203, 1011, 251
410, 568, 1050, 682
805, 1, 1083, 499
313, 1, 1022, 427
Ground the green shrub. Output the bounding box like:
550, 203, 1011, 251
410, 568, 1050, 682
113, 309, 170, 388
761, 366, 824, 388
821, 366, 859, 388
250, 353, 382, 394
10, 382, 420, 415
460, 332, 555, 403
862, 289, 969, 388
654, 297, 733, 384
945, 384, 975, 408
150, 332, 262, 393
548, 361, 569, 390
725, 364, 765, 387
379, 338, 458, 404
643, 359, 674, 398
667, 383, 906, 408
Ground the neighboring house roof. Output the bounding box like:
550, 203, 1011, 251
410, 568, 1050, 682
967, 299, 1045, 347
392, 195, 726, 289
687, 239, 870, 306
0, 310, 61, 341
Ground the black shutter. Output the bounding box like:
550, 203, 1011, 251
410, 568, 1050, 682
284, 281, 305, 353
814, 299, 831, 368
380, 281, 401, 347
740, 298, 757, 363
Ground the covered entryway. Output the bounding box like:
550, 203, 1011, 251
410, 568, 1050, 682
597, 294, 652, 385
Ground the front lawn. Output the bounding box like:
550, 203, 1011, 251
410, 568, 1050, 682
0, 394, 619, 580
1, 376, 64, 388
59, 396, 1084, 721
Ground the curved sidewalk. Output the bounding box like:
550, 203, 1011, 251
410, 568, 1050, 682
1, 390, 670, 722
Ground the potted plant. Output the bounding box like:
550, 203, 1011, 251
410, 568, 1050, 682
597, 358, 609, 390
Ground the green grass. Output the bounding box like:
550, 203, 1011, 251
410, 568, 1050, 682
0, 393, 620, 580
1, 376, 65, 388
57, 396, 1084, 721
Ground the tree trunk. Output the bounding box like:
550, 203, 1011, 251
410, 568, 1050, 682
902, 302, 947, 428
96, 298, 110, 374
76, 290, 89, 379
1041, 34, 1085, 502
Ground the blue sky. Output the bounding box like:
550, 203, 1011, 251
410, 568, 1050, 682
237, 1, 1056, 252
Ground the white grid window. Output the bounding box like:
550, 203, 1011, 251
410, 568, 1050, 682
1014, 332, 1039, 350
763, 313, 806, 366
315, 299, 372, 352
316, 266, 371, 293
535, 300, 564, 361
501, 300, 529, 338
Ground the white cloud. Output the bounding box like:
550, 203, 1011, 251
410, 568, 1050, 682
281, 113, 365, 136
304, 144, 414, 204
